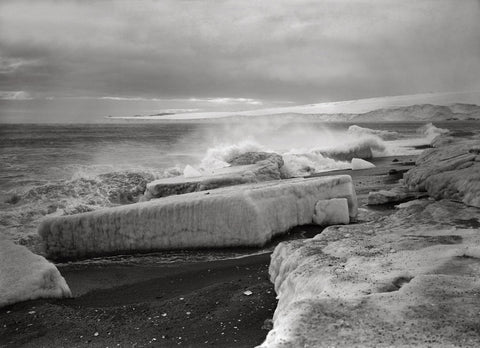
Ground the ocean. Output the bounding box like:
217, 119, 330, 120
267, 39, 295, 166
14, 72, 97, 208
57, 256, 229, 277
0, 120, 469, 264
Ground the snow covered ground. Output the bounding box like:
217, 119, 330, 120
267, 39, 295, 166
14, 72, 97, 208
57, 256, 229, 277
260, 199, 480, 347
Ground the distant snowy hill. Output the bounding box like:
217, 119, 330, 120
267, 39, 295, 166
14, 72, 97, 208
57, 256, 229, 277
351, 103, 480, 122
110, 91, 480, 122
194, 103, 480, 122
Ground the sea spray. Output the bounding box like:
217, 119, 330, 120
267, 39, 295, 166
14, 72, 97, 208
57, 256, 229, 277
0, 169, 162, 249
0, 122, 452, 258
417, 123, 449, 141
199, 140, 267, 171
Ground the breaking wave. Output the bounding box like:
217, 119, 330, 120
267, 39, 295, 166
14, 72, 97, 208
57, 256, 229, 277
1, 122, 449, 254
0, 169, 165, 250
185, 123, 448, 177
417, 122, 449, 141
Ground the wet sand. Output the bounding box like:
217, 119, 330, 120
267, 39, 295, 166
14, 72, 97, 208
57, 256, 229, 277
0, 155, 416, 348
1, 254, 278, 347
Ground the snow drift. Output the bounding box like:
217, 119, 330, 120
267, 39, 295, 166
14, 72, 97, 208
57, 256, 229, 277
38, 175, 357, 260
0, 236, 71, 307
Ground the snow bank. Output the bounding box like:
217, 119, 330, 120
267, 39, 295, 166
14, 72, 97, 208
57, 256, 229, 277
351, 158, 375, 170
39, 175, 357, 260
260, 199, 480, 347
0, 236, 71, 307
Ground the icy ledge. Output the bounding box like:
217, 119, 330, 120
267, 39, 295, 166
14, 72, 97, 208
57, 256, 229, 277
403, 134, 480, 208
259, 199, 480, 347
0, 236, 71, 308
39, 175, 357, 260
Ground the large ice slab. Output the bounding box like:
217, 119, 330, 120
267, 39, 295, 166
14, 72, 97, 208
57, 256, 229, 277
0, 236, 71, 307
404, 135, 480, 207
39, 175, 357, 260
313, 198, 349, 226
260, 199, 480, 347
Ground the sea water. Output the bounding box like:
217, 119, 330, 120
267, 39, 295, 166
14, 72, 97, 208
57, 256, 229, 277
0, 120, 467, 264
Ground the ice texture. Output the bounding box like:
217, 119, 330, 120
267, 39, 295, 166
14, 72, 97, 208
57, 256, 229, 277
143, 155, 285, 200
404, 134, 480, 208
367, 186, 424, 205
351, 158, 375, 170
0, 236, 71, 307
260, 199, 480, 347
39, 175, 357, 260
313, 198, 349, 225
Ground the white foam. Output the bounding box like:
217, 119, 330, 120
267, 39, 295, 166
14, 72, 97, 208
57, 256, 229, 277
417, 123, 449, 141
192, 125, 389, 177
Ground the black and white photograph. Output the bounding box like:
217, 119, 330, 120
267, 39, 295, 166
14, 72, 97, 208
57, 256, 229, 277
1, 1, 480, 347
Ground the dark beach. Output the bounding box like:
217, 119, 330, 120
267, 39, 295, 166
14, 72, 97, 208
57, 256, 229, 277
0, 155, 416, 348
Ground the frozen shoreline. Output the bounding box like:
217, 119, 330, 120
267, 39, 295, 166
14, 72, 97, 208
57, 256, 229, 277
0, 150, 415, 347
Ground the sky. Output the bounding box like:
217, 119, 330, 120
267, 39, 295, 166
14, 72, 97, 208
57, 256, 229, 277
1, 0, 480, 122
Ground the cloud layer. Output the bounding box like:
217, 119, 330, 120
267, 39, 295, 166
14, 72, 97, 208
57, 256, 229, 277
1, 0, 480, 106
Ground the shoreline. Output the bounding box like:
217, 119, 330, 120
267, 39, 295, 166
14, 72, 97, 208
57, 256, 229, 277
1, 253, 278, 347
0, 155, 414, 347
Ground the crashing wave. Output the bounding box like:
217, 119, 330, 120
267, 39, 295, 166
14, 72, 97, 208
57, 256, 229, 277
347, 125, 401, 140
199, 141, 266, 171
282, 151, 350, 177
0, 170, 160, 249
417, 123, 449, 141
195, 135, 387, 178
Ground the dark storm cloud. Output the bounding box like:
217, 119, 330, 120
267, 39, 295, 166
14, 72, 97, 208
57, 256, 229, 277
1, 0, 479, 103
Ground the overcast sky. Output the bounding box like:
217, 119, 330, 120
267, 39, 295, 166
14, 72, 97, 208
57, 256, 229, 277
1, 0, 480, 122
